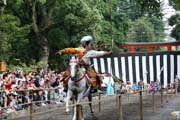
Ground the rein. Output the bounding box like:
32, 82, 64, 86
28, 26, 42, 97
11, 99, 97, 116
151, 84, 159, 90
72, 69, 91, 86
69, 56, 90, 84
75, 72, 87, 83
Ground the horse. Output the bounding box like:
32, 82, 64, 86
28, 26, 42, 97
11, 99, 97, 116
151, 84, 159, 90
65, 55, 94, 120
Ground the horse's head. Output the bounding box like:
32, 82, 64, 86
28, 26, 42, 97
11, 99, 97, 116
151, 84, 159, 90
69, 55, 79, 80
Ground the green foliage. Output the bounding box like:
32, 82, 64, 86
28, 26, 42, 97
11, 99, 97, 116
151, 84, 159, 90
169, 0, 180, 10
0, 0, 166, 69
136, 0, 162, 16
96, 0, 163, 51
7, 59, 46, 74
0, 14, 30, 62
149, 16, 165, 42
127, 17, 155, 42
47, 0, 103, 68
168, 14, 180, 41
39, 0, 47, 4
99, 0, 131, 50
54, 0, 103, 41
168, 0, 180, 41
168, 14, 180, 26
171, 24, 180, 41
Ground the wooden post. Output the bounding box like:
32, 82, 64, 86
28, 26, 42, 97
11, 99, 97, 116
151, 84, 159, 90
119, 95, 123, 120
116, 90, 118, 105
48, 81, 51, 105
27, 90, 31, 119
139, 91, 143, 120
76, 104, 83, 120
48, 89, 52, 109
98, 92, 101, 112
152, 90, 156, 112
175, 84, 178, 96
30, 103, 33, 120
161, 88, 163, 107
166, 88, 168, 103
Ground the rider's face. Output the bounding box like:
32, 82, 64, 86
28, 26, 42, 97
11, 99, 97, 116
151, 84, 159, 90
86, 43, 93, 50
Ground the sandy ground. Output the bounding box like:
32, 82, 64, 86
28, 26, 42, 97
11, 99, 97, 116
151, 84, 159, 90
6, 92, 180, 120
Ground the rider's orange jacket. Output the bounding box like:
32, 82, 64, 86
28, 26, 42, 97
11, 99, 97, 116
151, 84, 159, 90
60, 47, 85, 79
61, 47, 85, 60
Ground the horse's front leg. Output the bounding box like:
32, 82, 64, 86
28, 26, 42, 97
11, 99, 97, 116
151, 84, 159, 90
88, 93, 94, 113
73, 92, 84, 120
66, 89, 73, 114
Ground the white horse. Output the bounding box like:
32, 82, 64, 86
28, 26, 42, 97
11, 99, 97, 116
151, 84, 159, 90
66, 55, 94, 120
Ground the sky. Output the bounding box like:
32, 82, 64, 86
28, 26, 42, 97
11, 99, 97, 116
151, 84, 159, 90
161, 0, 176, 21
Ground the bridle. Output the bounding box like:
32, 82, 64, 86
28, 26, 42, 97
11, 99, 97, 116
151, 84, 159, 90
69, 56, 90, 84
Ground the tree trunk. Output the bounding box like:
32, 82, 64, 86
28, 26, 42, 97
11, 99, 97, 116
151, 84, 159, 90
38, 34, 49, 64
31, 0, 57, 64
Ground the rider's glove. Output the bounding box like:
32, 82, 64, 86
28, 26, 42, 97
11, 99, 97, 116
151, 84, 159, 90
56, 50, 63, 55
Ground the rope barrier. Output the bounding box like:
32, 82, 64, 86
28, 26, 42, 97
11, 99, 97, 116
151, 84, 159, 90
0, 86, 62, 93
0, 85, 176, 109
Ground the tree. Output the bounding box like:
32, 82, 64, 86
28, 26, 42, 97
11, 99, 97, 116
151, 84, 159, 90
168, 14, 180, 41
94, 0, 130, 50
169, 0, 180, 10
0, 0, 166, 68
127, 17, 155, 43
94, 0, 163, 51
48, 0, 102, 68
168, 0, 180, 41
2, 0, 58, 64
149, 16, 165, 42
4, 0, 102, 65
0, 14, 29, 62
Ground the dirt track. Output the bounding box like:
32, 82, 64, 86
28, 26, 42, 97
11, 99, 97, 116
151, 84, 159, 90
14, 92, 180, 120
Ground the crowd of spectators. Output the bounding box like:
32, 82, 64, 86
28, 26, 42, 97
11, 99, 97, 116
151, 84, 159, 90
0, 66, 179, 115
102, 74, 162, 95
112, 77, 180, 95
0, 67, 66, 114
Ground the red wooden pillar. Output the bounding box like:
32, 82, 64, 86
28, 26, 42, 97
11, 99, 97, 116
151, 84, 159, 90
167, 45, 172, 51
129, 46, 135, 53
148, 47, 153, 53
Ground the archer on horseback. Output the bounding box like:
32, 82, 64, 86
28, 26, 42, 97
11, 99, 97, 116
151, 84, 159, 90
56, 35, 112, 92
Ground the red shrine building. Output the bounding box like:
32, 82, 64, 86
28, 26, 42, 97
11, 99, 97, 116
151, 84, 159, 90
118, 41, 180, 53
